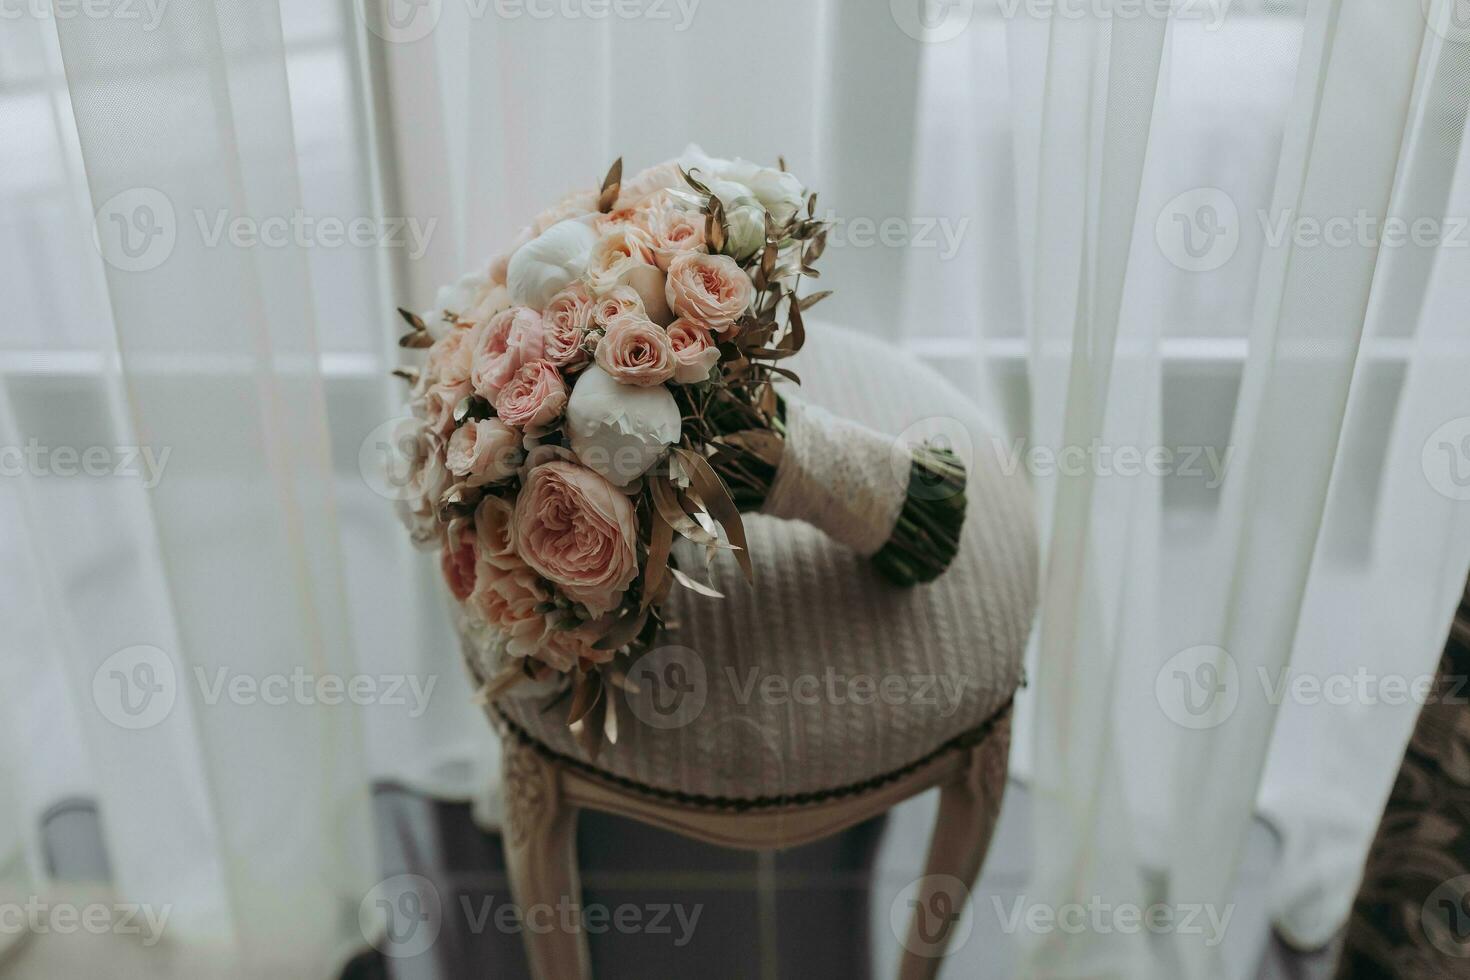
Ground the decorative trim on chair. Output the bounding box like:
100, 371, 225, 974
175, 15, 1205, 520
491, 700, 1014, 813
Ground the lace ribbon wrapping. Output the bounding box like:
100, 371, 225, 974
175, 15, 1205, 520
759, 399, 912, 557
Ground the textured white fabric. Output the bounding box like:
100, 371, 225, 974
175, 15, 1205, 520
760, 399, 911, 557
482, 322, 1039, 799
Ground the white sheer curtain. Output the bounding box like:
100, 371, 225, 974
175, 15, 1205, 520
5, 0, 1470, 976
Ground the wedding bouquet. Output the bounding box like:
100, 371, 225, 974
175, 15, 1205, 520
393, 148, 967, 743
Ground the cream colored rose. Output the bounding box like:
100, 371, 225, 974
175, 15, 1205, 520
446, 417, 521, 487
590, 284, 646, 327
541, 285, 594, 368
595, 313, 676, 387
664, 252, 754, 336
666, 319, 721, 384
587, 226, 656, 294
616, 160, 686, 209
635, 194, 706, 271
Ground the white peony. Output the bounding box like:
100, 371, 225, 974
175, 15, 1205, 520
506, 218, 599, 310
565, 364, 681, 486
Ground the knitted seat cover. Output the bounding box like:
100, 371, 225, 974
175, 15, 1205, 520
473, 321, 1039, 802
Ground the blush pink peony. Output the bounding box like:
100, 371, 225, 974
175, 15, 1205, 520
512, 460, 638, 615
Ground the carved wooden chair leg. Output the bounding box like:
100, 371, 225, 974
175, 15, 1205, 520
502, 736, 591, 980
898, 710, 1012, 980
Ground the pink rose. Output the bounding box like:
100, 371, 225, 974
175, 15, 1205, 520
590, 285, 646, 327
441, 523, 478, 601
595, 313, 676, 386
666, 319, 721, 384
587, 227, 656, 293
446, 417, 521, 486
474, 494, 520, 570
420, 380, 470, 437
512, 460, 638, 615
470, 560, 552, 661
494, 360, 569, 431
425, 324, 476, 388
664, 252, 754, 336
471, 307, 545, 401
541, 285, 595, 368
635, 194, 706, 270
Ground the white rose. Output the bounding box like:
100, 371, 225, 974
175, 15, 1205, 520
747, 168, 805, 224
565, 364, 681, 486
506, 218, 599, 310
705, 179, 765, 262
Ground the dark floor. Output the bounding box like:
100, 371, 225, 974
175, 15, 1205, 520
9, 784, 1341, 979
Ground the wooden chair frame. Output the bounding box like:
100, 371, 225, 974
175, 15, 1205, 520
498, 706, 1012, 980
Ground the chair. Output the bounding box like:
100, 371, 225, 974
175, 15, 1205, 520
465, 322, 1039, 979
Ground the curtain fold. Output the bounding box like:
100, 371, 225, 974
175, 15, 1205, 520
42, 1, 375, 969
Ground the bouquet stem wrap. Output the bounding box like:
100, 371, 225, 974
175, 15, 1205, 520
758, 399, 968, 584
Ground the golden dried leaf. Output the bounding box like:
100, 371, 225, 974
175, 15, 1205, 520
669, 566, 724, 599
392, 368, 420, 384
650, 476, 716, 546
397, 307, 428, 332
680, 166, 712, 196
783, 298, 806, 353
798, 289, 833, 311
643, 508, 675, 607
674, 448, 754, 585
706, 195, 728, 255
598, 157, 623, 213
566, 670, 604, 726
398, 331, 433, 349
593, 606, 650, 651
